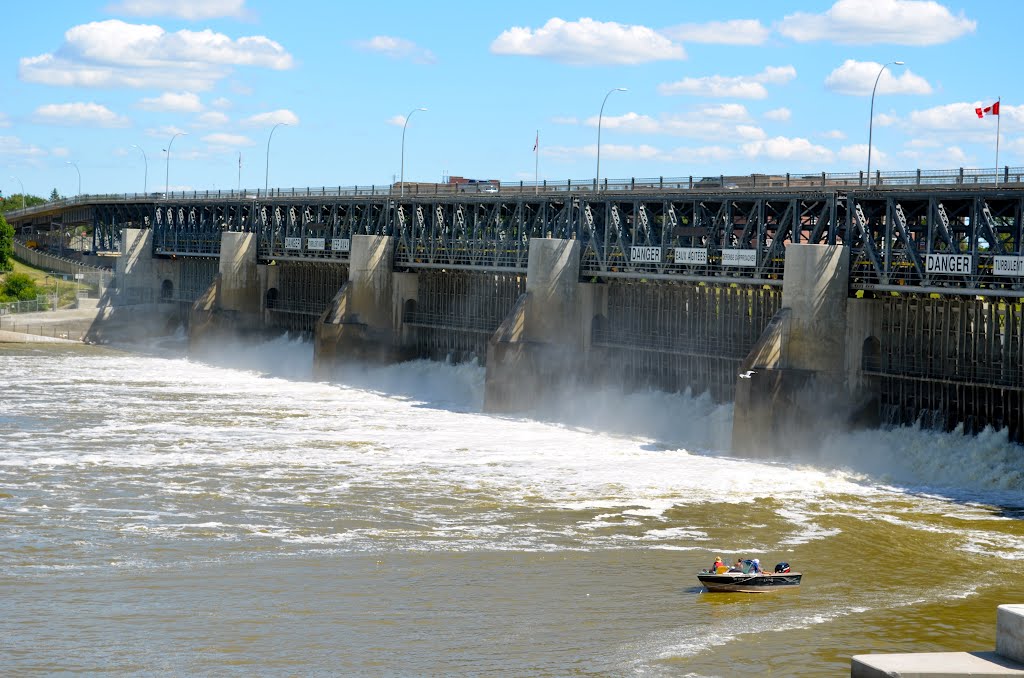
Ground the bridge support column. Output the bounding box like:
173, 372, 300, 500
314, 235, 417, 376
732, 244, 853, 455
189, 232, 262, 347
484, 238, 602, 412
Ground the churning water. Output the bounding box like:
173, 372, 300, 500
2, 337, 1024, 676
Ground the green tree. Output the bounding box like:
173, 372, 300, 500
50, 188, 61, 201
0, 194, 47, 214
0, 272, 38, 301
0, 213, 13, 272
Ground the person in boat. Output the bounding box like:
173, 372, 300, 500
729, 559, 743, 572
750, 558, 763, 574
711, 556, 724, 572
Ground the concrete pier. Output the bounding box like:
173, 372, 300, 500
851, 604, 1024, 676
189, 232, 264, 346
732, 244, 854, 455
483, 238, 603, 412
313, 235, 418, 373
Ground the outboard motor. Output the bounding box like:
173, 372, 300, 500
774, 562, 791, 573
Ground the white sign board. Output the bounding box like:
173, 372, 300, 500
925, 253, 972, 274
674, 247, 707, 265
330, 238, 351, 253
630, 246, 662, 263
284, 237, 302, 250
74, 273, 85, 280
721, 249, 757, 267
993, 255, 1024, 276
306, 237, 325, 251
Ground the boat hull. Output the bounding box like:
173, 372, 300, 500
697, 572, 802, 593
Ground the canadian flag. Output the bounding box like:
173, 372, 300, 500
976, 101, 1000, 118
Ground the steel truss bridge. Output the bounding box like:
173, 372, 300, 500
11, 178, 1024, 298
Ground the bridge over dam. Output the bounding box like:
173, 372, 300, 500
10, 170, 1024, 450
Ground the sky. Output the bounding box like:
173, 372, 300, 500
0, 0, 1018, 198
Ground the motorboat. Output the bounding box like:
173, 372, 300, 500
698, 560, 801, 593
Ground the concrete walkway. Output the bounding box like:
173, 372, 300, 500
852, 605, 1024, 676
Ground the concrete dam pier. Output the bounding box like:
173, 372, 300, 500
126, 229, 1018, 450
11, 184, 1024, 448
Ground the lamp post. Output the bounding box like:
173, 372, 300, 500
130, 144, 148, 194
400, 107, 427, 197
265, 122, 288, 192
164, 132, 187, 196
867, 61, 904, 188
66, 161, 81, 196
10, 175, 24, 209
596, 88, 627, 193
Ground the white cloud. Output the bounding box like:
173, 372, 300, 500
764, 107, 791, 122
51, 147, 71, 158
659, 65, 796, 98
542, 143, 735, 164
145, 124, 187, 138
33, 102, 130, 127
551, 116, 579, 125
0, 136, 48, 158
195, 111, 229, 127
19, 20, 293, 91
821, 129, 847, 140
778, 0, 976, 45
874, 113, 900, 127
387, 114, 407, 127
201, 133, 254, 147
491, 17, 685, 65
241, 109, 299, 127
212, 97, 231, 109
838, 143, 886, 166
736, 125, 767, 140
661, 19, 770, 45
106, 0, 247, 20
742, 136, 834, 163
138, 91, 203, 112
581, 106, 757, 142
355, 36, 436, 64
824, 60, 932, 95
584, 112, 660, 134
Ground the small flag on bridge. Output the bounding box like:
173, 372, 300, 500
533, 131, 538, 152
976, 101, 1000, 118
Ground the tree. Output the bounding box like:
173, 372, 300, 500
0, 213, 13, 272
50, 188, 61, 201
0, 272, 38, 301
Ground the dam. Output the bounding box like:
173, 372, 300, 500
7, 169, 1024, 448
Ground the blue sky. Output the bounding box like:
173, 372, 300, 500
0, 0, 1016, 197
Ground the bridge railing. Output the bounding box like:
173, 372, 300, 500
9, 165, 1024, 221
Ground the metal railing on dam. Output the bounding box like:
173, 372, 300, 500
8, 166, 1024, 298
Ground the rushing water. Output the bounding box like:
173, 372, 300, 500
2, 337, 1024, 676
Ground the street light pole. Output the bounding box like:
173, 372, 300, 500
400, 107, 427, 197
131, 144, 148, 194
10, 175, 24, 209
265, 122, 288, 192
596, 87, 627, 192
165, 132, 187, 196
66, 161, 81, 196
867, 61, 904, 188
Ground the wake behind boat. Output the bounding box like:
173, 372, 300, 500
698, 559, 802, 593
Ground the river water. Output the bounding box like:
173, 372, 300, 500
2, 337, 1024, 676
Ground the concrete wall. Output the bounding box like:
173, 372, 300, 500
732, 244, 852, 456
313, 235, 418, 375
188, 232, 265, 347
483, 238, 604, 412
117, 228, 179, 305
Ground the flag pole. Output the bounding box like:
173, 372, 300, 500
995, 96, 1001, 187
534, 129, 539, 195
